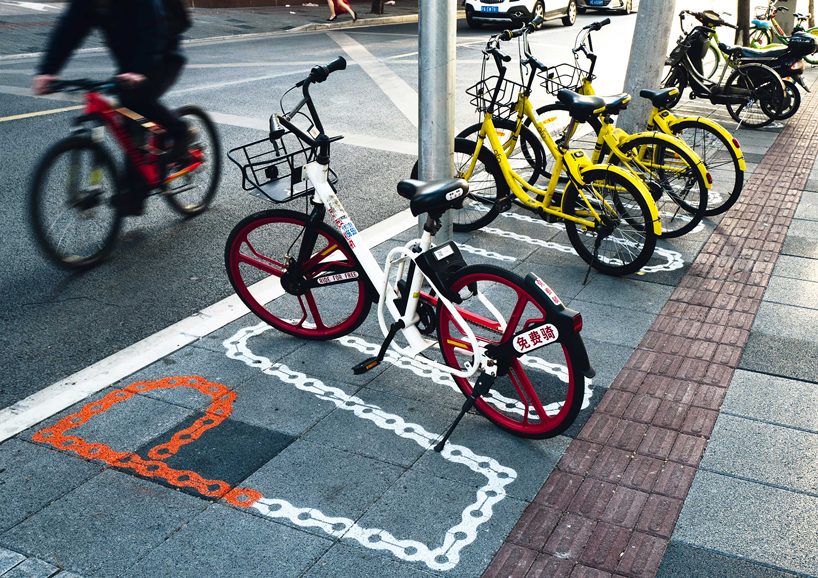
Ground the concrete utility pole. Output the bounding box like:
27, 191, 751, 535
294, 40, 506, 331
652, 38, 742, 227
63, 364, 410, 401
616, 0, 677, 134
417, 0, 456, 242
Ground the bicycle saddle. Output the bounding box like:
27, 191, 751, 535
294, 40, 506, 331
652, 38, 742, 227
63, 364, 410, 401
596, 93, 631, 115
718, 41, 789, 58
751, 19, 771, 28
397, 178, 469, 216
639, 88, 679, 109
556, 89, 607, 122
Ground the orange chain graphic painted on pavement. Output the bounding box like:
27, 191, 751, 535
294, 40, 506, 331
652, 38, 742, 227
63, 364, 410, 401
32, 376, 256, 504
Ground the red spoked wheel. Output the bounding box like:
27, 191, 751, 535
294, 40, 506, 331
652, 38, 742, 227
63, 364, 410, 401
224, 209, 371, 340
436, 265, 585, 439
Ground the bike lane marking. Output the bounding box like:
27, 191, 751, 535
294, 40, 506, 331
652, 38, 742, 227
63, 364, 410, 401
0, 208, 418, 443
0, 104, 82, 122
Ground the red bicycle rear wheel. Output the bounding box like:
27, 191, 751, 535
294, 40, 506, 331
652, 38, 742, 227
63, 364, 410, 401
225, 209, 371, 340
437, 265, 585, 439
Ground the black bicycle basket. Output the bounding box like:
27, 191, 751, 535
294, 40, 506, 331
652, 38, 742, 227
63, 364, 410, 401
227, 124, 337, 203
538, 63, 588, 96
465, 76, 526, 119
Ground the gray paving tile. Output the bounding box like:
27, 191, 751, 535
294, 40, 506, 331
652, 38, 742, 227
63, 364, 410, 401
227, 371, 359, 437
302, 388, 452, 468
701, 414, 818, 495
303, 543, 437, 578
752, 302, 818, 343
739, 332, 818, 384
195, 314, 307, 359
0, 547, 25, 574
770, 255, 818, 283
413, 412, 570, 502
672, 470, 818, 576
581, 337, 634, 389
347, 469, 528, 577
274, 338, 391, 387
53, 573, 85, 578
121, 504, 331, 578
23, 389, 192, 456
657, 541, 801, 578
567, 300, 656, 348
575, 276, 675, 314
229, 440, 405, 536
782, 236, 818, 260
461, 228, 538, 264
723, 370, 818, 433
0, 440, 102, 532
794, 191, 818, 221
364, 364, 468, 412
805, 178, 818, 193
762, 276, 818, 310
0, 469, 207, 578
2, 557, 59, 578
787, 219, 818, 241
512, 259, 589, 303
124, 344, 262, 409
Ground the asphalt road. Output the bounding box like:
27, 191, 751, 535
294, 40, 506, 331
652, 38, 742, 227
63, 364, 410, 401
0, 14, 638, 410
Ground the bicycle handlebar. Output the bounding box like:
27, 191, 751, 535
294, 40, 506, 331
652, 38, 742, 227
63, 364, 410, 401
285, 56, 347, 137
583, 17, 610, 31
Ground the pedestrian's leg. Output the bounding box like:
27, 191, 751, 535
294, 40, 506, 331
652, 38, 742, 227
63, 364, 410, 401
326, 0, 337, 20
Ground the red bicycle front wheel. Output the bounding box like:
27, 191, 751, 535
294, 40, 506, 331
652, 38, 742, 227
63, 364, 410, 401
225, 209, 371, 340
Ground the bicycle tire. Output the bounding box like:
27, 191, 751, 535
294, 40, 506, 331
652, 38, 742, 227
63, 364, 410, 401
30, 136, 121, 270
456, 118, 546, 186
225, 209, 371, 340
410, 138, 508, 232
661, 66, 687, 109
749, 27, 771, 46
725, 65, 784, 128
763, 79, 800, 120
436, 264, 585, 439
610, 135, 707, 238
563, 168, 657, 276
671, 119, 744, 216
164, 105, 222, 216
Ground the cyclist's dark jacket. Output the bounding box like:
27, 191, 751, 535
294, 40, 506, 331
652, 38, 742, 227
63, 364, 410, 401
38, 0, 171, 77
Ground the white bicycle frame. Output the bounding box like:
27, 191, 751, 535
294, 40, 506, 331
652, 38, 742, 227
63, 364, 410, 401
304, 162, 495, 380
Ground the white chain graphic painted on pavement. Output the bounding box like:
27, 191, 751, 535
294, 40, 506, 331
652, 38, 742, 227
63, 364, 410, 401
223, 323, 516, 571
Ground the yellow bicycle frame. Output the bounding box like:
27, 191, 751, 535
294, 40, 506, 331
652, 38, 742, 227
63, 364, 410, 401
465, 97, 661, 235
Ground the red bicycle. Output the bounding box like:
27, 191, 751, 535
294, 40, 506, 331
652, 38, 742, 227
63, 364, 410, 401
30, 79, 221, 270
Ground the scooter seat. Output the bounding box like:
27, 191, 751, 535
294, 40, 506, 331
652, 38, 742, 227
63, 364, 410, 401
639, 88, 679, 109
719, 41, 789, 58
397, 178, 469, 217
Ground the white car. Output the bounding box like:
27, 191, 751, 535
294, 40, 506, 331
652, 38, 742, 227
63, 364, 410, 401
465, 0, 578, 29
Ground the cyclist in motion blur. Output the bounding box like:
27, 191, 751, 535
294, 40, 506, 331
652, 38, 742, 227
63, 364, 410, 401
32, 0, 192, 215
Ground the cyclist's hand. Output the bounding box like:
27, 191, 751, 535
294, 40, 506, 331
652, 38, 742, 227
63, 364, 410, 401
32, 74, 59, 95
115, 73, 147, 88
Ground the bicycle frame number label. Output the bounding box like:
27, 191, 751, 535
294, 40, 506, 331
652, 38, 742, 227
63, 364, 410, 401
513, 324, 559, 353
534, 278, 562, 306
316, 271, 359, 285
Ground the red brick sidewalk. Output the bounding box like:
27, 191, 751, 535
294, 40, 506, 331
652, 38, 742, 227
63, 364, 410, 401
482, 81, 818, 578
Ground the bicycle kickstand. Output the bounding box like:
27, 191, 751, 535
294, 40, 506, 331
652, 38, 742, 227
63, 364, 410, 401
434, 372, 496, 452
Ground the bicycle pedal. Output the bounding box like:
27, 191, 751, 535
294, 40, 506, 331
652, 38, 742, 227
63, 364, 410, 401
352, 357, 380, 375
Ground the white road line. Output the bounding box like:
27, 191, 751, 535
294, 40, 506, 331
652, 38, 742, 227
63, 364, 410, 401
328, 31, 418, 127
208, 111, 417, 156
0, 209, 418, 443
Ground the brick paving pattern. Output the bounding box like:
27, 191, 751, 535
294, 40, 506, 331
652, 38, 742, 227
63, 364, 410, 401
482, 79, 818, 578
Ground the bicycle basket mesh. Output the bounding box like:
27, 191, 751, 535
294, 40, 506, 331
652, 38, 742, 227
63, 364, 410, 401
538, 63, 587, 95
465, 76, 526, 119
227, 127, 337, 203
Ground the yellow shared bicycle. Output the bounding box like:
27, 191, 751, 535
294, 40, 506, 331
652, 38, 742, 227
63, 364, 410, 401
455, 20, 712, 239
414, 27, 662, 277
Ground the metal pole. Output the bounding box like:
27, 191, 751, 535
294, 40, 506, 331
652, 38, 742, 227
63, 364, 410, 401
418, 0, 456, 242
616, 0, 677, 134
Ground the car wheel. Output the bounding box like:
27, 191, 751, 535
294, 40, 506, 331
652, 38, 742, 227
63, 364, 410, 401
466, 11, 482, 28
562, 0, 577, 25
532, 0, 545, 27
621, 0, 632, 14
